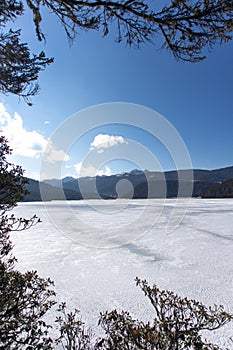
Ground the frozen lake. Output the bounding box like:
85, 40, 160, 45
11, 199, 233, 347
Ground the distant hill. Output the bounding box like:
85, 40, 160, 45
202, 178, 233, 198
195, 166, 233, 182
132, 180, 217, 198
21, 166, 233, 201
21, 179, 82, 202
164, 166, 233, 182
21, 178, 114, 201
44, 166, 233, 199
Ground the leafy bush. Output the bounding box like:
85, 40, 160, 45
97, 278, 232, 349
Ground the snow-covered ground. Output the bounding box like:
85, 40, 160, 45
11, 199, 233, 347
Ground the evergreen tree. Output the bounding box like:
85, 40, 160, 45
0, 135, 55, 349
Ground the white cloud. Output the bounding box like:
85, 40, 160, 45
0, 103, 47, 158
90, 134, 128, 153
74, 162, 112, 178
44, 120, 50, 125
0, 102, 69, 162
43, 140, 70, 163
98, 165, 112, 176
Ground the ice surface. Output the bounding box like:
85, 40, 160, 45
11, 199, 233, 347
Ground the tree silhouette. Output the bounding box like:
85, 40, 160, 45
0, 135, 55, 349
97, 278, 232, 349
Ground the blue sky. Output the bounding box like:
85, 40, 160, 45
1, 6, 233, 179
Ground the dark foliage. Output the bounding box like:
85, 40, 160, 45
26, 0, 233, 63
96, 278, 232, 349
0, 0, 53, 104
202, 178, 233, 198
0, 134, 55, 349
0, 134, 29, 211
55, 302, 92, 350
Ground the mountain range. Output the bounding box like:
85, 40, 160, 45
21, 166, 233, 201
